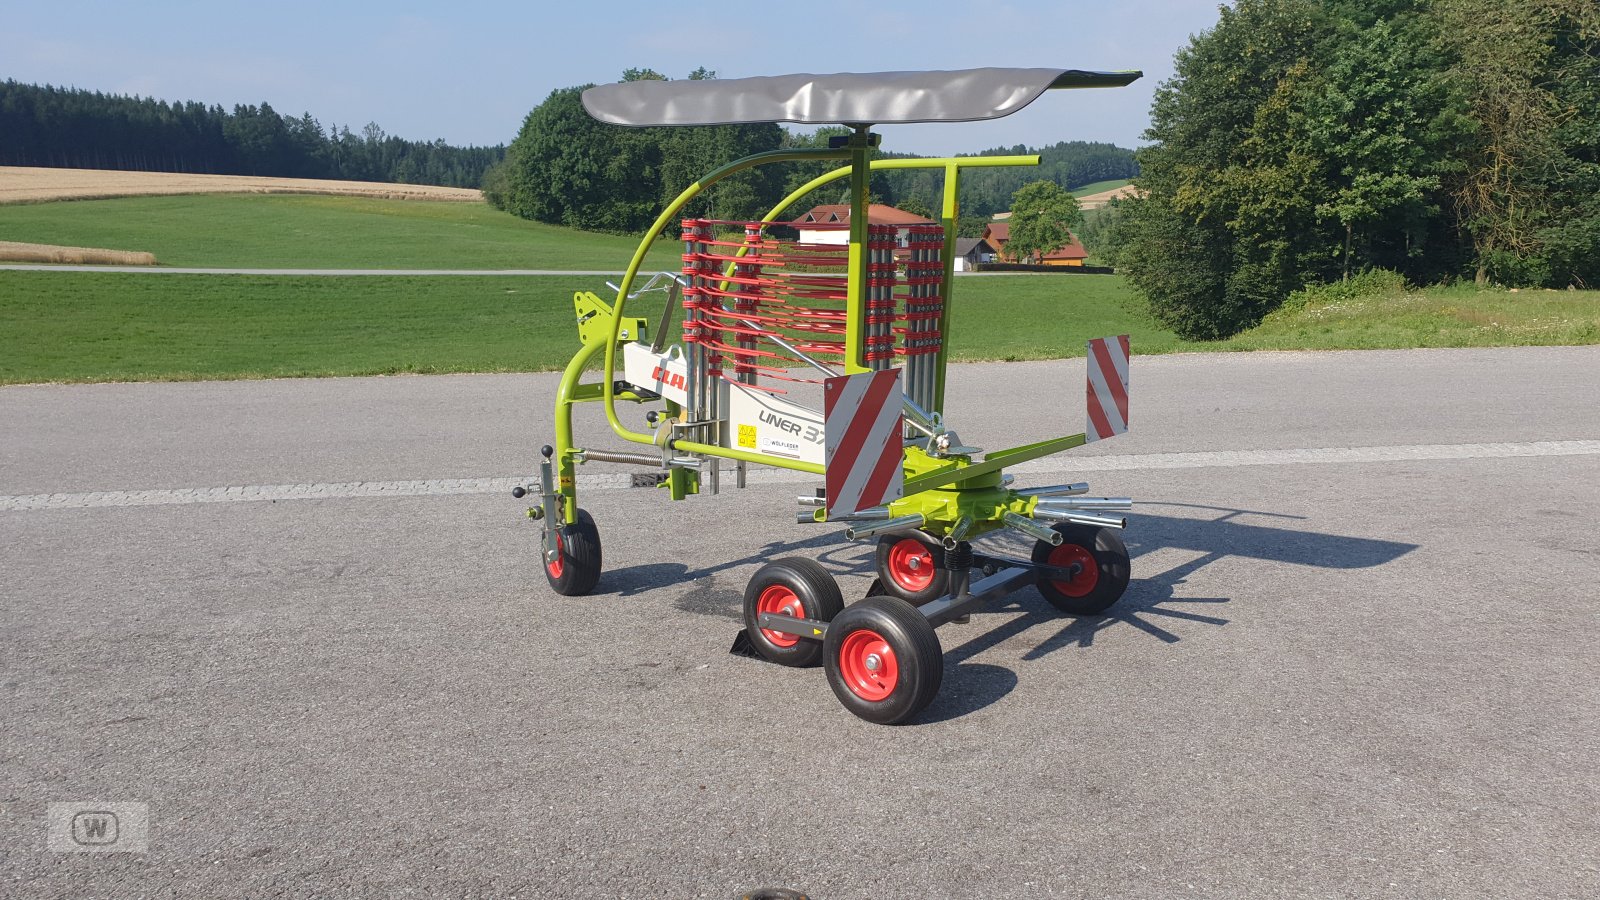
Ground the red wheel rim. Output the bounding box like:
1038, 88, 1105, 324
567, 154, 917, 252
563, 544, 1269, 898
886, 539, 936, 593
1047, 543, 1098, 597
546, 531, 565, 579
756, 585, 806, 648
838, 629, 899, 702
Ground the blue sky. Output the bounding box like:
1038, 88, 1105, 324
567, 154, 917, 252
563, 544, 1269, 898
4, 1, 1225, 154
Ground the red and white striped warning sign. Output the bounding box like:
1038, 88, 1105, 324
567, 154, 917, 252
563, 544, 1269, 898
824, 369, 905, 517
1085, 334, 1130, 442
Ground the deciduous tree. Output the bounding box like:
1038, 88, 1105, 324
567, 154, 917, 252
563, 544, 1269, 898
1006, 181, 1082, 264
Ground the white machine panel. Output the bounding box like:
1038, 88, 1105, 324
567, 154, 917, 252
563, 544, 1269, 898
623, 342, 690, 406
726, 382, 825, 465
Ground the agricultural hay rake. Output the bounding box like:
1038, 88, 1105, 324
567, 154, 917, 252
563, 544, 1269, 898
515, 67, 1142, 723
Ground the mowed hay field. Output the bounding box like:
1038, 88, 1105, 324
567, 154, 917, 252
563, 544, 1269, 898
0, 240, 155, 265
0, 192, 680, 270
0, 166, 481, 204
1072, 179, 1143, 210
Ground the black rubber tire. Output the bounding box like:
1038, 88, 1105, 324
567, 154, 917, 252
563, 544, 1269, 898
543, 508, 602, 596
741, 558, 845, 667
823, 596, 944, 725
1032, 522, 1130, 615
874, 534, 950, 605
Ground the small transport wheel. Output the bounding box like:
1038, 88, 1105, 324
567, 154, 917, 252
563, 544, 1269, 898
1032, 522, 1130, 615
874, 535, 949, 604
741, 558, 845, 667
543, 508, 602, 596
824, 596, 943, 725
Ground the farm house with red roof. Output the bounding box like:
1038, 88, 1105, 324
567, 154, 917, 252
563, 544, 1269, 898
981, 219, 1089, 266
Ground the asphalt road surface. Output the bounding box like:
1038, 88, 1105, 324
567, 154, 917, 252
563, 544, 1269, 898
4, 347, 1598, 898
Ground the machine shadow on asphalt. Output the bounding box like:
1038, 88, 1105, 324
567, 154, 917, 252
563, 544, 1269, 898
953, 502, 1419, 661
601, 530, 870, 604
578, 501, 1418, 722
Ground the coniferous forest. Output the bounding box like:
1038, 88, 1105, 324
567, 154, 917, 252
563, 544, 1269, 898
0, 80, 504, 187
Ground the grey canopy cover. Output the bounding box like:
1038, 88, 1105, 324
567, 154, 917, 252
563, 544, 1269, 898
581, 67, 1142, 127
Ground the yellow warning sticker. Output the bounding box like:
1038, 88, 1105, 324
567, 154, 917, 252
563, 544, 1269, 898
738, 424, 757, 449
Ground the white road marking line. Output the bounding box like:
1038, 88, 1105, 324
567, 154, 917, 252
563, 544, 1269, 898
4, 440, 1597, 512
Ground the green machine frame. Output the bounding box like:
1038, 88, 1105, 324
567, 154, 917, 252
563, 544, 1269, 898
521, 67, 1143, 725
549, 138, 1087, 536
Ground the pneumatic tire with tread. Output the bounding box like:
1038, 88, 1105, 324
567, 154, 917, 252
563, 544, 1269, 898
824, 595, 943, 725
544, 508, 603, 596
1032, 522, 1129, 615
742, 557, 845, 667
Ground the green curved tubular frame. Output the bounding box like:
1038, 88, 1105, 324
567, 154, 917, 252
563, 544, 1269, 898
559, 143, 1055, 524
599, 147, 849, 447
599, 150, 1042, 446
744, 154, 1041, 411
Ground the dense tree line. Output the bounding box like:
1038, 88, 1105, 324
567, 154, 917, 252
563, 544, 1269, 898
488, 69, 1139, 235
0, 80, 504, 187
1109, 0, 1600, 340
489, 69, 785, 232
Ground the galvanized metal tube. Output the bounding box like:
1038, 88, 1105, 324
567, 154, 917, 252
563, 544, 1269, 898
921, 229, 936, 411
1031, 510, 1127, 530
906, 230, 918, 409
795, 511, 819, 525
684, 223, 706, 432
942, 514, 975, 551
829, 506, 890, 522
1015, 483, 1091, 498
926, 229, 937, 410
740, 318, 836, 377
844, 513, 927, 541
1033, 497, 1134, 512
906, 234, 922, 411
706, 313, 721, 447
874, 238, 890, 372
902, 395, 939, 436
737, 224, 761, 391
1002, 511, 1064, 545
797, 496, 826, 507
876, 238, 889, 371
539, 455, 560, 562
650, 280, 682, 353
924, 231, 935, 409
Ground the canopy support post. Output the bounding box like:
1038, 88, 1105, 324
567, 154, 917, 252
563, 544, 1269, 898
843, 125, 877, 375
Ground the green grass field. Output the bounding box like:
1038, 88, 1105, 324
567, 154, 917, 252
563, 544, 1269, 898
1221, 282, 1600, 351
0, 194, 678, 270
4, 270, 1596, 384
